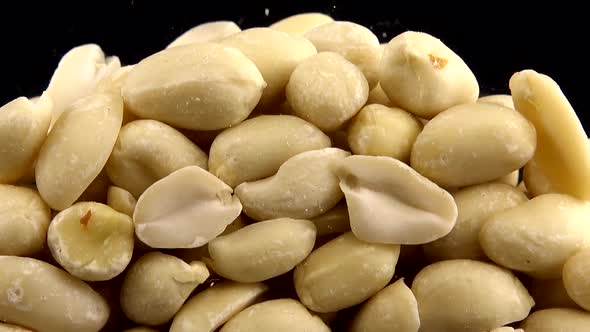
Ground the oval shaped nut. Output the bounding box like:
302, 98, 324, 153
269, 12, 334, 35
47, 202, 134, 281
481, 193, 590, 278
0, 323, 34, 331
305, 21, 381, 89
294, 232, 400, 312
347, 104, 422, 163
311, 201, 351, 236
106, 120, 208, 198
412, 259, 534, 332
134, 166, 242, 248
411, 103, 536, 188
494, 170, 519, 187
120, 252, 209, 325
529, 278, 579, 310
221, 28, 317, 107
107, 186, 136, 217
209, 115, 331, 187
170, 281, 268, 332
122, 43, 265, 131
510, 70, 590, 200
208, 218, 316, 282
477, 94, 515, 109
220, 299, 330, 332
423, 183, 528, 262
35, 91, 123, 210
367, 83, 394, 106
167, 21, 241, 48
0, 185, 51, 256
0, 256, 109, 332
286, 52, 369, 132
563, 248, 590, 311
350, 279, 420, 332
520, 308, 590, 332
334, 155, 457, 245
236, 148, 349, 221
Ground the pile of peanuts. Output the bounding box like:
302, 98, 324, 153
2, 11, 590, 332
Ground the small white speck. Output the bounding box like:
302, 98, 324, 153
382, 32, 388, 38
264, 8, 269, 16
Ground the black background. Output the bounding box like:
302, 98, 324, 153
1, 1, 587, 129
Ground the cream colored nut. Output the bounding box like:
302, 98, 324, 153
208, 218, 316, 282
0, 323, 34, 332
411, 102, 536, 188
510, 70, 590, 200
305, 21, 380, 89
412, 259, 534, 332
334, 155, 457, 245
520, 308, 590, 332
269, 13, 334, 35
0, 185, 51, 256
480, 193, 590, 279
209, 115, 331, 187
489, 328, 524, 332
529, 278, 579, 310
494, 170, 519, 187
311, 201, 351, 236
106, 119, 208, 198
563, 248, 590, 311
170, 281, 268, 332
523, 156, 556, 197
423, 183, 528, 262
47, 202, 134, 281
286, 52, 369, 132
220, 299, 330, 332
96, 64, 134, 93
122, 43, 265, 131
0, 256, 109, 332
347, 104, 422, 163
35, 91, 123, 210
221, 28, 317, 107
477, 94, 515, 109
106, 186, 136, 217
122, 328, 158, 332
366, 83, 394, 106
350, 279, 419, 332
120, 252, 209, 325
0, 93, 52, 184
134, 166, 242, 248
167, 21, 241, 48
294, 232, 400, 312
236, 148, 349, 221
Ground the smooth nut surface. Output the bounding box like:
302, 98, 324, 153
494, 170, 519, 186
411, 102, 536, 188
134, 166, 242, 248
236, 148, 349, 221
294, 232, 400, 312
477, 94, 514, 109
334, 155, 457, 245
366, 83, 394, 106
208, 218, 316, 282
167, 21, 241, 48
311, 201, 351, 236
412, 259, 534, 332
523, 156, 556, 197
122, 43, 266, 130
269, 13, 334, 35
563, 248, 590, 311
0, 256, 109, 332
529, 277, 579, 310
0, 323, 34, 332
520, 308, 590, 332
208, 115, 331, 187
106, 186, 136, 217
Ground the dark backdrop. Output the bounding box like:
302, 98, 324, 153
1, 1, 586, 130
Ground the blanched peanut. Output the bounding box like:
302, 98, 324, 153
294, 232, 400, 312
347, 104, 422, 163
305, 21, 381, 88
379, 31, 479, 119
120, 252, 209, 325
209, 115, 331, 187
236, 148, 349, 220
269, 13, 334, 35
510, 70, 590, 200
520, 308, 590, 332
366, 83, 394, 106
480, 193, 590, 278
411, 102, 536, 188
494, 170, 519, 186
208, 218, 316, 282
167, 21, 241, 48
286, 52, 369, 132
477, 94, 515, 109
0, 323, 34, 331
523, 156, 556, 197
311, 201, 351, 236
47, 202, 134, 281
0, 256, 109, 332
106, 119, 208, 198
133, 166, 242, 248
122, 43, 266, 131
106, 186, 136, 217
35, 91, 123, 210
0, 185, 50, 256
563, 248, 590, 311
221, 28, 317, 107
423, 183, 528, 262
220, 299, 330, 332
529, 278, 579, 310
350, 279, 419, 332
412, 259, 534, 332
334, 155, 457, 245
170, 281, 268, 332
